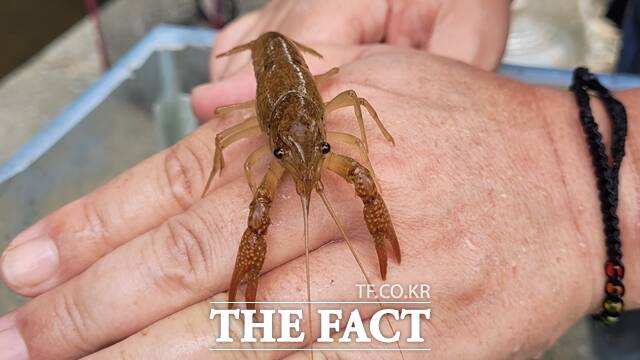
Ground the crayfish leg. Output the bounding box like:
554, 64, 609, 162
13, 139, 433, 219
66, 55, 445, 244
313, 67, 339, 85
324, 153, 401, 280
324, 90, 396, 152
201, 118, 260, 197
214, 99, 256, 117
292, 40, 323, 59
244, 145, 269, 195
327, 131, 380, 191
228, 160, 284, 309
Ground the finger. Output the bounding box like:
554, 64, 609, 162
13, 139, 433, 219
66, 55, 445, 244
0, 117, 250, 296
424, 1, 510, 71
0, 311, 26, 360
84, 236, 432, 360
191, 69, 256, 121
191, 43, 373, 122
212, 0, 387, 81
3, 173, 363, 360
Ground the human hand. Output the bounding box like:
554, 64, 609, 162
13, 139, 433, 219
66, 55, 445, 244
2, 45, 639, 359
195, 0, 511, 117
193, 0, 512, 119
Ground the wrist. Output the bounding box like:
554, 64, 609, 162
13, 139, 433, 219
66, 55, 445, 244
610, 90, 640, 312
536, 86, 640, 314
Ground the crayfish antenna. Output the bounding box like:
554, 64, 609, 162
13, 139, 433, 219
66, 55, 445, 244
215, 41, 254, 58
300, 195, 315, 360
316, 183, 405, 360
201, 169, 215, 198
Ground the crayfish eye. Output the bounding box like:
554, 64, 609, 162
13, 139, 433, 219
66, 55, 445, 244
273, 147, 285, 159
321, 142, 331, 154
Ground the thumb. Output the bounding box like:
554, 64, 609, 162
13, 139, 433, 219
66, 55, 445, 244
425, 1, 510, 71
191, 68, 256, 121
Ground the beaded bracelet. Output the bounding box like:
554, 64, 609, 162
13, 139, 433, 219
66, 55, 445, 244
569, 67, 628, 325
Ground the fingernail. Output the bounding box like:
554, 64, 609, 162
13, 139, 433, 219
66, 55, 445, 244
0, 327, 29, 360
1, 237, 59, 288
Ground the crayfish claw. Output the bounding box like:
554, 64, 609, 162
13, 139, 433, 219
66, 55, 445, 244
324, 153, 401, 280
227, 160, 283, 310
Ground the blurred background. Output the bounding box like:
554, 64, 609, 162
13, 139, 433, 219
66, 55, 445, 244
0, 0, 639, 359
0, 0, 110, 79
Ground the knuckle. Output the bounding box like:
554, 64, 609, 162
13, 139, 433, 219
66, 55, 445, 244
163, 142, 207, 210
81, 198, 112, 246
50, 291, 98, 354
156, 211, 218, 292
449, 244, 495, 308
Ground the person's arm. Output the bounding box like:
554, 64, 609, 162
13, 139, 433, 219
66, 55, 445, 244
2, 45, 640, 359
538, 87, 640, 311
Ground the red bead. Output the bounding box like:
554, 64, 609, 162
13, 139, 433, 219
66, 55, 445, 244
606, 282, 625, 296
605, 261, 624, 278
